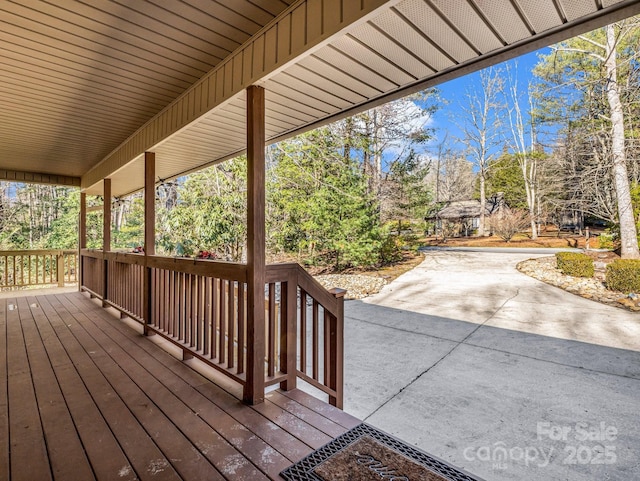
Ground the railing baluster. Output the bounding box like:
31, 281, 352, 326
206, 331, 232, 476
237, 282, 245, 374
227, 280, 235, 368
211, 278, 218, 359
161, 270, 166, 332
267, 283, 276, 377
203, 277, 210, 356
312, 299, 319, 380
170, 270, 176, 336
173, 271, 179, 338
300, 290, 307, 375
195, 275, 202, 352
218, 279, 226, 363
190, 274, 196, 348
323, 307, 330, 385
185, 273, 192, 345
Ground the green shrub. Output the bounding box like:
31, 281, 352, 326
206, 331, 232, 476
597, 231, 616, 250
379, 233, 403, 264
606, 259, 640, 293
556, 252, 594, 277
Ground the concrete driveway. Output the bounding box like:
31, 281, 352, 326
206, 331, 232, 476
342, 248, 640, 481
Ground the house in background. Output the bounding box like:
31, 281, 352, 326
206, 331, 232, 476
429, 193, 507, 238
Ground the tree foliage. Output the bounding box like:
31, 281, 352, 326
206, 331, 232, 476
268, 126, 393, 269
0, 92, 437, 271
533, 18, 640, 257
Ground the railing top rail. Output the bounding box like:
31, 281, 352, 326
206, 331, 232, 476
81, 250, 249, 282
80, 249, 105, 259
104, 251, 146, 266
266, 262, 341, 314
264, 262, 298, 282
147, 255, 248, 282
0, 249, 77, 256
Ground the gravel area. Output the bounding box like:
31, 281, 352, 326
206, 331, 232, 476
517, 256, 639, 311
314, 274, 387, 300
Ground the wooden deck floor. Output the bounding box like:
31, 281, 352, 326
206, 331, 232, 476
0, 291, 361, 481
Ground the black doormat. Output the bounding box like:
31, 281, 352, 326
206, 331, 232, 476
280, 423, 483, 481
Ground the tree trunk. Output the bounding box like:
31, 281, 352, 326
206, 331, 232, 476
605, 24, 640, 258
478, 175, 486, 237
522, 157, 538, 240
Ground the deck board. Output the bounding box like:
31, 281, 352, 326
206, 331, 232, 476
25, 295, 137, 481
0, 299, 10, 481
0, 291, 361, 481
18, 297, 95, 481
62, 293, 291, 479
6, 298, 52, 481
37, 294, 183, 481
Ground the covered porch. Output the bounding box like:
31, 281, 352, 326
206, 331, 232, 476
2, 1, 640, 480
1, 290, 357, 481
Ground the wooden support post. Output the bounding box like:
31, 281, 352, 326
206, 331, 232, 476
143, 152, 155, 335
144, 152, 156, 256
328, 288, 346, 409
279, 271, 298, 391
57, 253, 65, 287
102, 178, 111, 306
78, 192, 86, 291
244, 85, 266, 405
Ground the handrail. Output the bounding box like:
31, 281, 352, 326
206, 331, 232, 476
0, 249, 76, 256
147, 255, 247, 282
265, 263, 339, 311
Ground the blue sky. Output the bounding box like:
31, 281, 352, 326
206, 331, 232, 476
427, 48, 551, 154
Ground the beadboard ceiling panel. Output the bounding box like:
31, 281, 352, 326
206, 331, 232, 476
0, 0, 294, 189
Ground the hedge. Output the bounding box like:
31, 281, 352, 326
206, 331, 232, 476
556, 252, 594, 278
606, 259, 640, 293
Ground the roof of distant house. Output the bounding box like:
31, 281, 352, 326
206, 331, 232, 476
429, 196, 505, 220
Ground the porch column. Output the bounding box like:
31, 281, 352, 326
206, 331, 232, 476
143, 152, 155, 334
144, 152, 156, 256
78, 192, 86, 291
103, 178, 111, 306
244, 85, 266, 405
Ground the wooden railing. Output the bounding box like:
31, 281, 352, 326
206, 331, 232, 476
79, 250, 346, 407
0, 249, 78, 288
266, 263, 346, 407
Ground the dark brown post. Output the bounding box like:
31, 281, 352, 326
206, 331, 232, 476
144, 152, 155, 334
280, 268, 298, 391
144, 152, 156, 256
328, 288, 346, 408
102, 178, 111, 306
244, 85, 266, 405
78, 192, 86, 291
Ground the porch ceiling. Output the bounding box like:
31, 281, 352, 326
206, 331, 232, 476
1, 0, 639, 197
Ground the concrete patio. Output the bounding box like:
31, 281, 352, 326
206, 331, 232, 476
342, 249, 640, 481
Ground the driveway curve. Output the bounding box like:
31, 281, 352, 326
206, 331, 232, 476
342, 249, 640, 481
